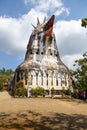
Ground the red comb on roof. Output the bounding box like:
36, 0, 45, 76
45, 15, 55, 37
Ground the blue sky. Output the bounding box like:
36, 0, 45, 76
0, 0, 87, 70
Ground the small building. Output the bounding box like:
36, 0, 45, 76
12, 15, 72, 94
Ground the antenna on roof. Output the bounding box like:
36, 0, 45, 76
37, 17, 40, 25
43, 16, 46, 23
31, 24, 36, 29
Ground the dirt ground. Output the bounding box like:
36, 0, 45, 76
0, 91, 87, 130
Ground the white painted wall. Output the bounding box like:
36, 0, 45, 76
26, 70, 70, 91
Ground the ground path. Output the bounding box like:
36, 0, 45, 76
0, 91, 87, 130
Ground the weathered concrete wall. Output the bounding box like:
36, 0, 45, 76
13, 15, 71, 92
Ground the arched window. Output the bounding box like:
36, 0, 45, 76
56, 78, 58, 86
65, 81, 67, 86
25, 71, 28, 85
30, 75, 33, 85
25, 78, 27, 85
28, 72, 33, 85
51, 75, 53, 86
46, 73, 48, 86
41, 73, 43, 85
17, 72, 20, 82
61, 79, 62, 86
21, 72, 23, 80
65, 75, 67, 86
36, 73, 38, 85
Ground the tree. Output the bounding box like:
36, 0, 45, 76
0, 68, 13, 91
72, 52, 87, 91
0, 68, 13, 75
81, 18, 87, 28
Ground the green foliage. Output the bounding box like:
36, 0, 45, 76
16, 80, 24, 88
81, 18, 87, 28
0, 75, 9, 91
71, 92, 76, 98
13, 81, 27, 97
0, 68, 13, 75
0, 68, 13, 91
72, 52, 87, 91
31, 87, 46, 97
62, 87, 66, 94
14, 87, 26, 97
0, 83, 3, 91
51, 87, 55, 97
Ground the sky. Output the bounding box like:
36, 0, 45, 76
0, 0, 87, 70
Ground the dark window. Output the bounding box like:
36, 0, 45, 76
46, 73, 48, 86
56, 78, 58, 86
41, 52, 43, 55
30, 75, 33, 85
17, 72, 20, 82
51, 77, 53, 86
50, 53, 52, 55
47, 79, 48, 86
25, 70, 28, 85
62, 80, 65, 84
36, 73, 38, 85
25, 78, 27, 85
65, 81, 67, 86
21, 72, 23, 80
41, 74, 43, 85
36, 52, 39, 54
30, 52, 32, 54
61, 79, 62, 86
38, 35, 41, 40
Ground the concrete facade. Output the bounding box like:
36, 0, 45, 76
13, 15, 71, 93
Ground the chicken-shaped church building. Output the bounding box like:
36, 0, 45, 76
12, 15, 71, 94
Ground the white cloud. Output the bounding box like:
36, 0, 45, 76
0, 1, 87, 70
24, 0, 62, 7
55, 7, 70, 16
54, 19, 87, 69
0, 9, 46, 56
54, 20, 87, 56
23, 0, 69, 16
0, 0, 70, 56
61, 54, 83, 70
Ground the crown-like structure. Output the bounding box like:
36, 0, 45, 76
12, 15, 71, 94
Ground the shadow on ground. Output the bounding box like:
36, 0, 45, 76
59, 98, 87, 104
0, 110, 87, 130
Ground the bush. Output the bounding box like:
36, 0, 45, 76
16, 80, 24, 88
51, 87, 55, 98
0, 83, 3, 91
14, 87, 26, 97
0, 75, 9, 91
61, 87, 66, 95
71, 92, 76, 98
31, 87, 46, 97
13, 81, 27, 97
